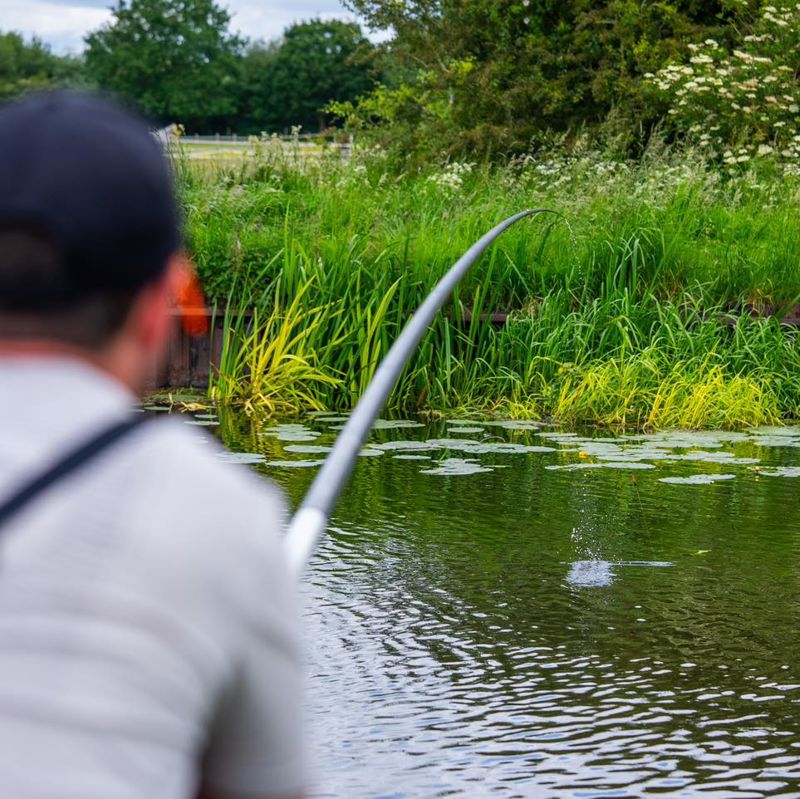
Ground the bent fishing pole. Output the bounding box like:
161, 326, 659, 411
284, 209, 558, 579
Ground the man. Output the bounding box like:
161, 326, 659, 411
0, 91, 304, 798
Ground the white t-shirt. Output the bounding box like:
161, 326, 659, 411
0, 358, 304, 798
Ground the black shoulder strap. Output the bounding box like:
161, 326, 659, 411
0, 415, 150, 530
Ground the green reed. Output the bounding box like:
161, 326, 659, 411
181, 143, 800, 428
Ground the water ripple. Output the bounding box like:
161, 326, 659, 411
223, 416, 800, 797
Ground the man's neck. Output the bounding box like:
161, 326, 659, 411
0, 341, 140, 395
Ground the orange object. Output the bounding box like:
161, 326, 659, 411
173, 261, 209, 337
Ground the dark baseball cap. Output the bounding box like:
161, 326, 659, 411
0, 90, 180, 309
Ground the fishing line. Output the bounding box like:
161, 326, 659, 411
285, 208, 569, 578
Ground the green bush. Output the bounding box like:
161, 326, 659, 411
336, 0, 751, 162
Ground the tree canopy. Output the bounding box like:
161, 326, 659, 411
240, 19, 375, 133
339, 0, 760, 159
84, 0, 242, 130
0, 32, 82, 101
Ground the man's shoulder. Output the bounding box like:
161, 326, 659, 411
119, 417, 289, 578
131, 416, 282, 508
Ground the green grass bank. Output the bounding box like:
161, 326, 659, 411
177, 143, 800, 429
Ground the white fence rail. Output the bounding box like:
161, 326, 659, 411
175, 132, 354, 159
181, 132, 343, 143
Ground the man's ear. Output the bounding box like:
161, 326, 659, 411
94, 255, 186, 395
171, 256, 209, 337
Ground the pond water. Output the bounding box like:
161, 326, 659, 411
208, 412, 800, 798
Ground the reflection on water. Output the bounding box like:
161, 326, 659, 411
211, 412, 800, 798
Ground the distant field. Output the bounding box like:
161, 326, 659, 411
178, 140, 256, 161
176, 137, 343, 162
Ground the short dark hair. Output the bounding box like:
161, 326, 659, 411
0, 228, 139, 349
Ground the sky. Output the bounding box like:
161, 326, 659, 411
0, 0, 371, 54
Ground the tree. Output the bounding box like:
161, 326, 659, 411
0, 32, 83, 101
339, 0, 755, 160
85, 0, 242, 132
240, 19, 375, 133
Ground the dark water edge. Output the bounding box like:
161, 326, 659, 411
209, 410, 800, 798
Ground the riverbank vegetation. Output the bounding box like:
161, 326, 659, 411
179, 141, 800, 429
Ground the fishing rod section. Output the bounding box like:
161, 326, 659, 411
284, 208, 560, 579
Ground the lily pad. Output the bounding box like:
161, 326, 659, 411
425, 438, 555, 454
371, 419, 424, 430
216, 452, 265, 465
184, 419, 219, 427
260, 424, 321, 443
420, 458, 494, 476
284, 445, 333, 454
658, 474, 736, 485
747, 425, 800, 437
748, 436, 800, 449
664, 451, 760, 466
481, 420, 546, 431
758, 467, 800, 478
446, 426, 486, 434
265, 459, 325, 468
392, 454, 432, 461
359, 448, 384, 457
656, 439, 727, 450
630, 431, 745, 449
372, 440, 439, 452
595, 448, 672, 462
546, 461, 655, 471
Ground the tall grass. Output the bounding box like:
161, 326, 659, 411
179, 144, 800, 428
208, 279, 341, 414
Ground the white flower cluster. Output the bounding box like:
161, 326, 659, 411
505, 152, 634, 194
631, 159, 716, 204
532, 158, 574, 188
646, 2, 800, 170
426, 161, 475, 193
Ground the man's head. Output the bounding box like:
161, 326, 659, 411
0, 91, 184, 391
